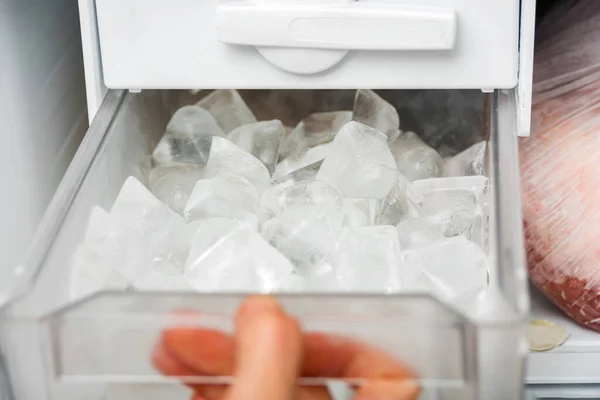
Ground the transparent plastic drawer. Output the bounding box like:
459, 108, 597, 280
0, 89, 528, 400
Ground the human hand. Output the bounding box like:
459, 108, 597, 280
152, 296, 420, 400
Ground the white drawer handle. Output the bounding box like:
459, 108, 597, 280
217, 1, 457, 51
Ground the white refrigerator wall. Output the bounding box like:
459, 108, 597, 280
0, 0, 87, 289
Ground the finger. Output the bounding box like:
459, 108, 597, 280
225, 296, 303, 400
302, 333, 416, 380
160, 323, 235, 376
353, 380, 421, 400
153, 342, 228, 400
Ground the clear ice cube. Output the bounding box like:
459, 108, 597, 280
316, 121, 396, 198
272, 143, 329, 184
279, 111, 352, 159
204, 136, 271, 194
353, 89, 401, 143
389, 131, 444, 182
444, 141, 486, 177
334, 226, 401, 292
185, 229, 293, 292
399, 236, 489, 299
409, 176, 489, 245
342, 198, 378, 227
152, 106, 226, 166
132, 265, 193, 292
262, 205, 343, 277
183, 175, 259, 228
227, 120, 285, 175
148, 165, 205, 215
277, 268, 343, 293
196, 89, 257, 133
376, 172, 420, 226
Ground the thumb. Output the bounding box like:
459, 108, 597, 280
226, 296, 303, 400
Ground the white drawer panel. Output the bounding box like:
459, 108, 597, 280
95, 0, 519, 90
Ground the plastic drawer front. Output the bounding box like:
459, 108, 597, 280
0, 89, 527, 400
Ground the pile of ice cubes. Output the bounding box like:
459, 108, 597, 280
70, 89, 489, 300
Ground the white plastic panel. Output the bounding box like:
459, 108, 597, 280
94, 0, 520, 90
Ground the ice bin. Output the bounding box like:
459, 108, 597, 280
0, 88, 527, 400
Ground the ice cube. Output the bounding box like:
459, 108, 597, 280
111, 176, 186, 241
277, 267, 343, 293
185, 229, 293, 292
183, 175, 259, 228
279, 111, 352, 159
132, 265, 193, 292
69, 207, 133, 299
196, 89, 257, 133
353, 89, 401, 143
272, 144, 329, 184
316, 121, 396, 198
227, 120, 285, 174
399, 236, 489, 299
342, 198, 378, 227
396, 217, 446, 248
334, 226, 401, 292
376, 172, 420, 226
409, 176, 488, 245
260, 181, 343, 223
389, 131, 443, 182
148, 220, 206, 272
148, 165, 205, 215
262, 205, 343, 277
69, 245, 130, 300
186, 217, 253, 264
444, 141, 486, 177
204, 136, 271, 194
152, 106, 226, 166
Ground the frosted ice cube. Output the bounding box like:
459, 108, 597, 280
148, 220, 206, 273
260, 180, 343, 223
272, 146, 330, 185
376, 172, 420, 226
277, 267, 343, 293
262, 205, 343, 277
152, 106, 226, 166
72, 206, 143, 286
316, 121, 396, 198
132, 265, 193, 292
111, 176, 186, 242
342, 198, 378, 227
183, 175, 259, 228
444, 141, 486, 177
279, 111, 352, 159
69, 207, 133, 299
409, 176, 488, 245
389, 131, 443, 182
204, 137, 271, 194
227, 120, 285, 174
196, 89, 257, 133
400, 236, 489, 299
353, 89, 401, 143
185, 229, 293, 292
148, 165, 205, 215
396, 217, 446, 248
186, 217, 253, 264
334, 226, 401, 292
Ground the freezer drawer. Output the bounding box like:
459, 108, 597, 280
0, 89, 527, 400
94, 0, 519, 90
